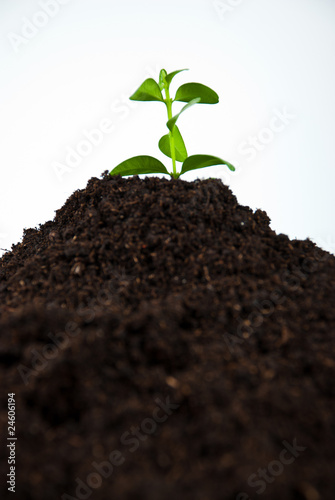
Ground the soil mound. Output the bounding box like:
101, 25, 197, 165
1, 172, 334, 499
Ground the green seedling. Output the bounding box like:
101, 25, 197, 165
109, 68, 235, 179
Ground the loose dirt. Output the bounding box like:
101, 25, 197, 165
0, 173, 334, 499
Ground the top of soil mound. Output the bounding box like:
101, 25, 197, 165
1, 172, 331, 314
0, 172, 334, 500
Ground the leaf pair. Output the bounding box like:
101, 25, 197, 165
129, 71, 219, 106
109, 68, 235, 179
110, 155, 235, 179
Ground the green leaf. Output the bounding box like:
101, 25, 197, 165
159, 69, 167, 90
129, 78, 163, 102
110, 155, 169, 177
158, 125, 187, 162
174, 83, 219, 104
167, 97, 201, 131
165, 69, 188, 86
180, 154, 235, 176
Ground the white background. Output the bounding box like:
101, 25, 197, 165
1, 0, 334, 256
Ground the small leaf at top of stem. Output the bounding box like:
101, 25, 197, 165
164, 69, 188, 87
159, 69, 167, 90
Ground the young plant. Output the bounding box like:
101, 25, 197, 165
109, 68, 235, 179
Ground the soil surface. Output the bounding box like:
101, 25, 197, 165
0, 172, 334, 500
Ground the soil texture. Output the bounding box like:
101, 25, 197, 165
0, 172, 335, 500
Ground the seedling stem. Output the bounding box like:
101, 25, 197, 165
163, 83, 177, 177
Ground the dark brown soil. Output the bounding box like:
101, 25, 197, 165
1, 172, 334, 500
